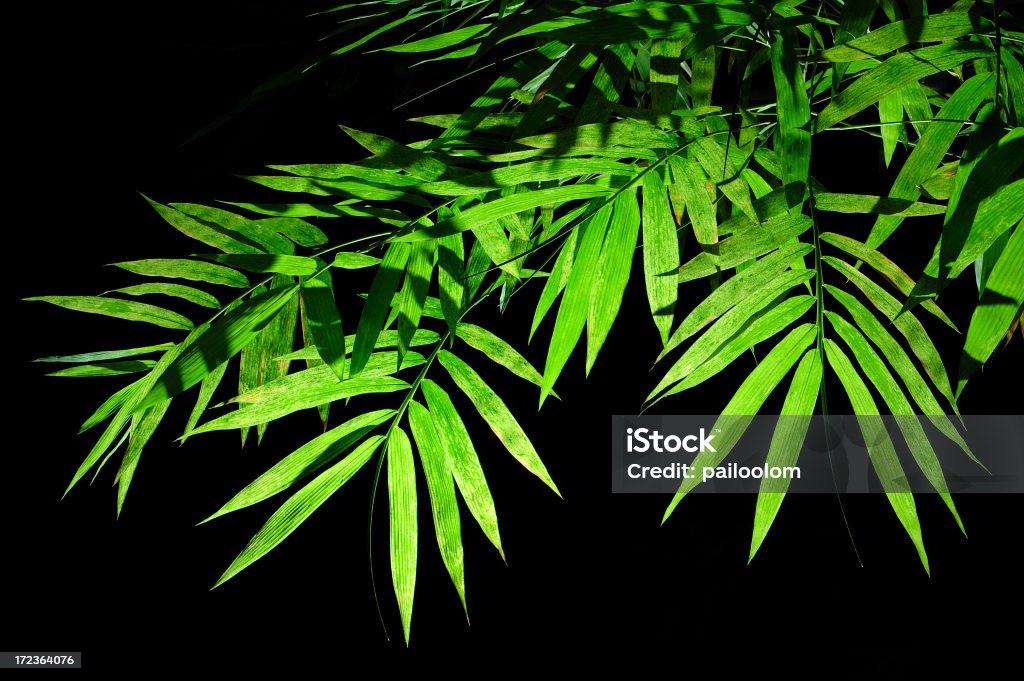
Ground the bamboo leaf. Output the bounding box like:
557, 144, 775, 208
771, 26, 812, 187
823, 339, 929, 574
587, 188, 640, 373
750, 348, 821, 562
333, 252, 382, 269
641, 171, 679, 345
116, 398, 172, 516
408, 401, 465, 613
340, 125, 447, 181
823, 256, 955, 408
456, 323, 547, 392
541, 202, 612, 405
394, 185, 610, 241
138, 285, 300, 409
214, 436, 383, 587
437, 233, 466, 335
398, 241, 435, 367
816, 42, 993, 130
663, 324, 816, 522
650, 271, 815, 401
420, 379, 503, 559
828, 311, 964, 532
301, 276, 346, 381
143, 196, 262, 254
677, 214, 812, 283
438, 351, 559, 496
198, 254, 318, 277
660, 243, 813, 360
111, 258, 250, 288
26, 296, 193, 331
820, 232, 957, 330
351, 243, 410, 376
387, 427, 417, 645
46, 361, 155, 378
818, 13, 985, 62
109, 283, 220, 309
35, 344, 175, 364
959, 225, 1024, 395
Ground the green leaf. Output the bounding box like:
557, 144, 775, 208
456, 323, 547, 392
301, 276, 346, 381
531, 226, 579, 341
379, 23, 489, 53
660, 297, 816, 400
676, 214, 812, 283
182, 360, 228, 443
171, 202, 294, 254
438, 351, 559, 496
333, 252, 382, 269
408, 401, 465, 614
204, 410, 394, 523
437, 233, 466, 335
823, 339, 929, 574
867, 73, 994, 248
663, 324, 816, 522
111, 259, 249, 288
109, 283, 220, 309
351, 243, 410, 376
387, 426, 417, 645
879, 90, 902, 167
398, 241, 435, 367
340, 125, 447, 181
192, 374, 409, 435
116, 398, 172, 516
420, 379, 503, 559
541, 202, 612, 405
641, 171, 680, 345
650, 270, 815, 401
587, 188, 640, 373
667, 155, 717, 248
825, 285, 979, 465
815, 193, 946, 216
819, 232, 957, 330
35, 344, 175, 364
818, 13, 985, 62
26, 296, 193, 331
394, 185, 610, 241
959, 225, 1024, 395
214, 435, 383, 587
749, 348, 821, 562
771, 26, 812, 187
198, 254, 318, 276
137, 285, 300, 409
824, 256, 955, 408
827, 311, 964, 532
243, 275, 300, 444
79, 378, 145, 434
45, 360, 155, 378
816, 42, 993, 130
143, 195, 261, 254
660, 243, 813, 360
515, 120, 676, 150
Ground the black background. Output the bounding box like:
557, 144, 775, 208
7, 1, 1023, 672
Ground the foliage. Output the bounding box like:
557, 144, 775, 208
28, 0, 1024, 643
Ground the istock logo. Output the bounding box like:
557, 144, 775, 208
626, 427, 716, 454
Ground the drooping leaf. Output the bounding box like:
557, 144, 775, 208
420, 379, 503, 559
387, 427, 417, 645
35, 344, 175, 364
438, 351, 559, 496
958, 225, 1024, 395
301, 275, 346, 381
662, 324, 816, 522
408, 401, 465, 613
676, 214, 812, 283
143, 196, 262, 254
823, 339, 929, 574
214, 436, 383, 587
749, 348, 821, 562
45, 361, 156, 378
587, 188, 640, 373
351, 243, 410, 376
456, 323, 547, 392
398, 241, 435, 367
641, 170, 680, 345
